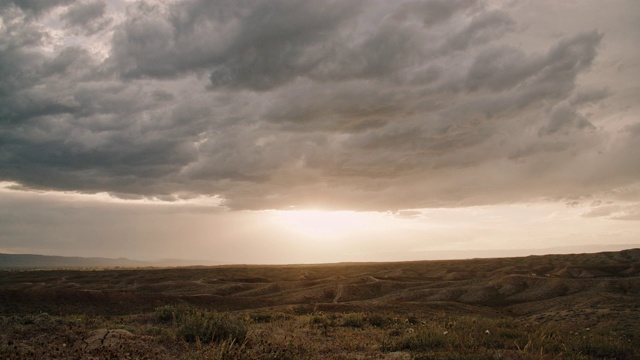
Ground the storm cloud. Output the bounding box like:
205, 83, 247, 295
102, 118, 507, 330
1, 0, 639, 211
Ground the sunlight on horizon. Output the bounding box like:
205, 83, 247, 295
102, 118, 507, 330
268, 209, 396, 238
1, 182, 640, 263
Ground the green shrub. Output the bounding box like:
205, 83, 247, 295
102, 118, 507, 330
155, 305, 248, 344
155, 306, 175, 322
407, 315, 420, 325
20, 314, 35, 325
176, 311, 248, 344
394, 329, 450, 351
368, 313, 388, 327
155, 304, 190, 323
342, 313, 365, 328
311, 314, 329, 325
33, 313, 58, 326
250, 312, 273, 323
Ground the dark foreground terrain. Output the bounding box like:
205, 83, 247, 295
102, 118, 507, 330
1, 249, 639, 359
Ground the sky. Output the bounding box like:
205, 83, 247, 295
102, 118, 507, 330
1, 0, 639, 264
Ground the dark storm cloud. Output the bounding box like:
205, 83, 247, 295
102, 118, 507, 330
109, 0, 364, 89
0, 0, 638, 211
61, 1, 105, 27
538, 103, 595, 136
60, 0, 111, 34
0, 0, 73, 16
0, 22, 46, 98
391, 0, 477, 28
440, 10, 515, 53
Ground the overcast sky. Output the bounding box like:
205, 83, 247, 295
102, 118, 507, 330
1, 0, 639, 263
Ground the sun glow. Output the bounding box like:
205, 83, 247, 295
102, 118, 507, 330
272, 210, 385, 238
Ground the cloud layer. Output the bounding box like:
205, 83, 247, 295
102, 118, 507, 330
1, 0, 639, 211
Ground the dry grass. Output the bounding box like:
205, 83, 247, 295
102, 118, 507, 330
1, 310, 636, 359
1, 249, 639, 358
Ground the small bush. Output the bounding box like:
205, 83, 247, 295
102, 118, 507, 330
368, 313, 388, 327
311, 314, 329, 325
33, 313, 59, 326
155, 305, 248, 344
155, 306, 175, 322
20, 314, 36, 325
250, 312, 273, 323
342, 313, 365, 328
393, 329, 450, 351
177, 311, 248, 344
155, 304, 190, 323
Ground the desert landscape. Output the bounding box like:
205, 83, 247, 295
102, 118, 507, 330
1, 249, 639, 359
3, 1, 640, 358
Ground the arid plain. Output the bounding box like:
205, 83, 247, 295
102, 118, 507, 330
1, 249, 639, 359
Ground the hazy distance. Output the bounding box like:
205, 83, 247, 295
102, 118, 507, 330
1, 0, 639, 264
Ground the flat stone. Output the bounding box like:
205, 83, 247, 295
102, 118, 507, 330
79, 328, 134, 352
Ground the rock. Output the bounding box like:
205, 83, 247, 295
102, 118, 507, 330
78, 328, 134, 352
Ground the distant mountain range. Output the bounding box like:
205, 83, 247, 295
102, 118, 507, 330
0, 253, 224, 269
2, 244, 639, 269
409, 244, 640, 261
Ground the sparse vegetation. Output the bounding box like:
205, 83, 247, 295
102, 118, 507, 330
176, 309, 248, 343
392, 328, 450, 351
0, 249, 639, 358
0, 303, 638, 359
341, 312, 366, 328
367, 313, 388, 327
